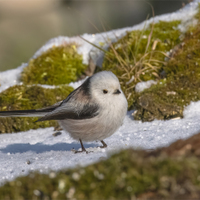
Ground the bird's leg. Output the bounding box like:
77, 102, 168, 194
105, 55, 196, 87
100, 140, 107, 148
75, 139, 88, 154
80, 139, 86, 152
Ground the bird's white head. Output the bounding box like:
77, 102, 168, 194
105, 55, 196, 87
90, 71, 128, 110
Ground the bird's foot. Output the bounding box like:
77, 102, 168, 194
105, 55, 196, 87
73, 139, 93, 154
99, 140, 107, 149
74, 149, 89, 154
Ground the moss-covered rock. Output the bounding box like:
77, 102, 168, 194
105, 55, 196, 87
21, 43, 88, 85
2, 132, 200, 199
0, 85, 74, 133
0, 43, 88, 133
102, 4, 200, 122
102, 20, 181, 108
134, 5, 200, 121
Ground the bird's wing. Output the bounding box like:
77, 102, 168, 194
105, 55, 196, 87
0, 77, 99, 120
36, 82, 99, 122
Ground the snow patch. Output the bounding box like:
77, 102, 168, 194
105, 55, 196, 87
184, 101, 200, 119
69, 77, 88, 89
135, 80, 157, 93
0, 63, 27, 93
1, 101, 200, 185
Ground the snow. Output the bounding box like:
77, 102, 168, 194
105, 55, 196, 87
135, 80, 157, 93
69, 77, 88, 89
0, 63, 27, 93
0, 0, 200, 186
1, 101, 200, 186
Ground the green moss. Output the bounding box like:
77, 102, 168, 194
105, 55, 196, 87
0, 84, 74, 133
134, 6, 200, 121
21, 44, 87, 85
1, 149, 200, 199
102, 5, 200, 121
102, 20, 181, 108
195, 3, 200, 20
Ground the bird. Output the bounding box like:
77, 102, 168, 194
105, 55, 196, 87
0, 71, 128, 153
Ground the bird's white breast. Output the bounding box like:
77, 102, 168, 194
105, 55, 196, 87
59, 92, 127, 142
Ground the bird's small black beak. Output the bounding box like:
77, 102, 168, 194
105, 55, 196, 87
113, 89, 121, 94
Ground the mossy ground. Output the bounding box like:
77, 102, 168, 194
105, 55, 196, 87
102, 4, 200, 121
134, 5, 200, 121
21, 43, 87, 85
1, 132, 200, 199
103, 20, 181, 108
0, 42, 89, 133
0, 85, 73, 133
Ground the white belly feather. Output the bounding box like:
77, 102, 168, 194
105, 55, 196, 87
59, 94, 127, 142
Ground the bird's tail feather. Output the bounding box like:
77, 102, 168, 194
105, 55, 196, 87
0, 102, 61, 118
0, 109, 49, 117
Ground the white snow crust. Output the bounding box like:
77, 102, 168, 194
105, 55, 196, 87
135, 80, 157, 93
1, 101, 200, 186
0, 0, 200, 186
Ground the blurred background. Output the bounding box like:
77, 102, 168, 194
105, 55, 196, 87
0, 0, 190, 71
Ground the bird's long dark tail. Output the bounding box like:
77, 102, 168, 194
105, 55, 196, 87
0, 109, 48, 117
0, 102, 61, 118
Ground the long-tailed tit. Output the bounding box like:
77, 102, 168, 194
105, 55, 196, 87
0, 71, 128, 153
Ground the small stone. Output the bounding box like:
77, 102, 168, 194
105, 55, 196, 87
71, 148, 76, 153
72, 172, 80, 181
52, 131, 62, 137
166, 91, 177, 95
54, 126, 63, 131
49, 172, 56, 179
26, 160, 31, 165
33, 189, 42, 197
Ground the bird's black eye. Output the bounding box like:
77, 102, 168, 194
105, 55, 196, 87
103, 89, 108, 94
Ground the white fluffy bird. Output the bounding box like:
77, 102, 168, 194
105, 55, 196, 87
0, 71, 128, 152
